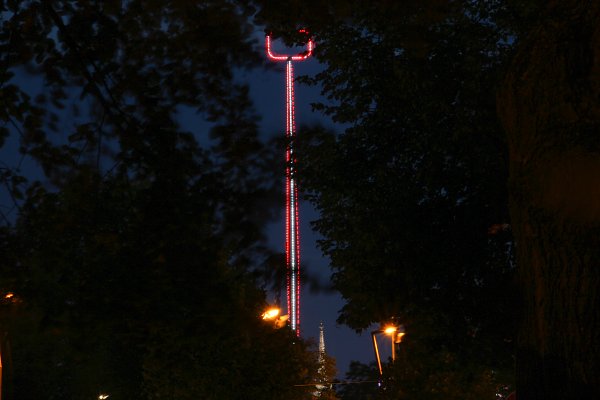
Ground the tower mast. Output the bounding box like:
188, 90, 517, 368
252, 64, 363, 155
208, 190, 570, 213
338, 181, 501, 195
265, 32, 313, 336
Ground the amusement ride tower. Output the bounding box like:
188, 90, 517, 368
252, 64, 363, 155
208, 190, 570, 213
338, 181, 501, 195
265, 31, 313, 336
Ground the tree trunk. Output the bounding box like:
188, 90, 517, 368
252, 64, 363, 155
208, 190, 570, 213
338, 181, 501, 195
498, 1, 600, 398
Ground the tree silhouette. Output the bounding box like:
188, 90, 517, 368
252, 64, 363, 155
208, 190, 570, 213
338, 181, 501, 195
1, 2, 317, 398
256, 0, 600, 397
498, 1, 600, 397
255, 0, 517, 397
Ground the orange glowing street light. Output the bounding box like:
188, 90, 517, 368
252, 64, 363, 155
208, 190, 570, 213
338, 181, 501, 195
383, 324, 405, 359
261, 307, 289, 329
262, 307, 281, 321
383, 325, 397, 335
372, 322, 405, 376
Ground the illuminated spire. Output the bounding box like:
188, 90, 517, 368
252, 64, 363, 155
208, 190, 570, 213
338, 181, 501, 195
318, 321, 326, 364
315, 322, 328, 397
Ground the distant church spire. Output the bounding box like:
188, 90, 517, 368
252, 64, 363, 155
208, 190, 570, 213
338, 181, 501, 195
314, 322, 328, 398
318, 321, 326, 364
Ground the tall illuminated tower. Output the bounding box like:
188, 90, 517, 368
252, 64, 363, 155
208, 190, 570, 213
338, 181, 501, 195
265, 32, 313, 336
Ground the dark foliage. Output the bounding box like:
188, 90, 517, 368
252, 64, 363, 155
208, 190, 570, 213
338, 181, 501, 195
256, 0, 600, 398
0, 1, 318, 398
254, 0, 521, 397
498, 1, 600, 397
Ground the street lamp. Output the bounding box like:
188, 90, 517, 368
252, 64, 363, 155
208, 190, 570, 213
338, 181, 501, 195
262, 307, 281, 321
371, 322, 405, 376
261, 307, 289, 329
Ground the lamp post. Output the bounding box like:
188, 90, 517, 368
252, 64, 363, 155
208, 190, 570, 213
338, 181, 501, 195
371, 329, 384, 377
371, 323, 405, 377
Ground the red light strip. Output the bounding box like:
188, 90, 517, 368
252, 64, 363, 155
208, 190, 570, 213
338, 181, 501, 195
265, 32, 313, 337
266, 35, 314, 61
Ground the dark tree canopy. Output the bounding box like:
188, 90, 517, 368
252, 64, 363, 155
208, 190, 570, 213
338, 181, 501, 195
2, 0, 599, 398
257, 0, 518, 395
257, 0, 600, 398
0, 1, 319, 399
498, 1, 600, 397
